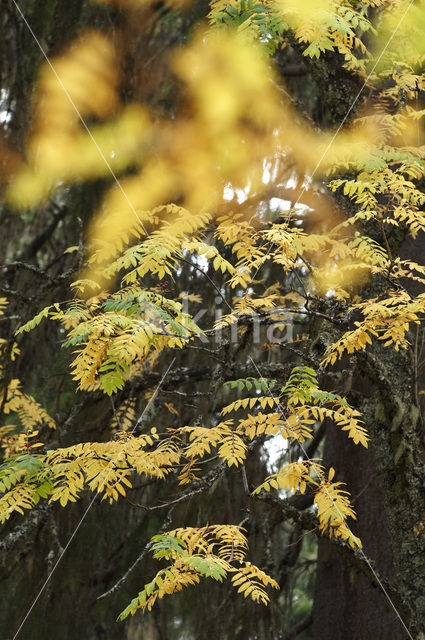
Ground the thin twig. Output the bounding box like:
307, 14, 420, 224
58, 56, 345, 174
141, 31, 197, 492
178, 255, 232, 310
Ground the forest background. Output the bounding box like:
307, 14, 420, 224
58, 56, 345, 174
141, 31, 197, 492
1, 0, 425, 639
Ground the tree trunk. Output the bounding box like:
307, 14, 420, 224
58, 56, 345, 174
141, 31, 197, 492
313, 341, 425, 638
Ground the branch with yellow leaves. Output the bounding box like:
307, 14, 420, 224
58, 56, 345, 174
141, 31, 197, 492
255, 491, 411, 626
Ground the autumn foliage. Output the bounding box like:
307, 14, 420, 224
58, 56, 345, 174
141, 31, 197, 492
2, 0, 425, 631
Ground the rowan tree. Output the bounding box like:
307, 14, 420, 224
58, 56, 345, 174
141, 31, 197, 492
1, 1, 425, 639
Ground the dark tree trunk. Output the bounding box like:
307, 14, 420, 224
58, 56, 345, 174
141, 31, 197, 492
313, 427, 407, 639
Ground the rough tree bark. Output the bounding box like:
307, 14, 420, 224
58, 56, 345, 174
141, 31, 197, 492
309, 55, 425, 638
